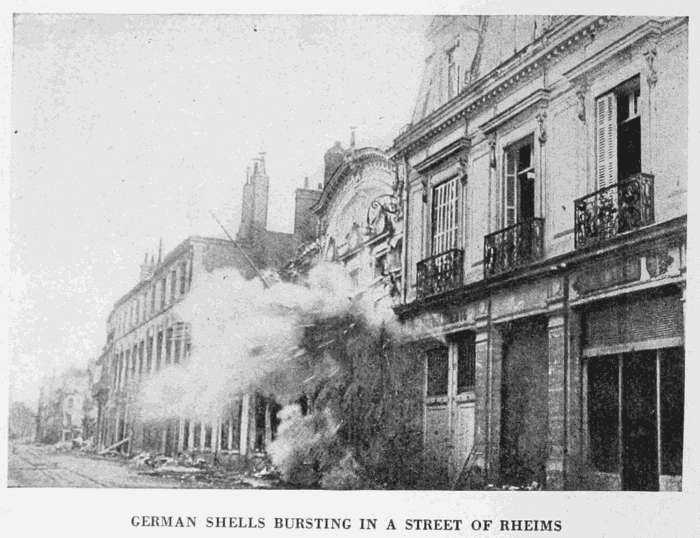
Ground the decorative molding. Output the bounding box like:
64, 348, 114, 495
575, 82, 588, 122
643, 46, 658, 87
413, 137, 471, 174
488, 135, 497, 169
478, 88, 550, 135
536, 109, 548, 144
563, 19, 663, 85
393, 16, 618, 156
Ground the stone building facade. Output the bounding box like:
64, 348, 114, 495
95, 156, 321, 459
392, 16, 686, 490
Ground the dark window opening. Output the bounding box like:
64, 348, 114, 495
616, 78, 641, 181
457, 334, 476, 393
204, 424, 213, 449
165, 328, 173, 365
426, 347, 449, 397
588, 356, 619, 473
193, 422, 201, 448
661, 347, 684, 476
254, 396, 267, 452
155, 331, 163, 371
182, 420, 190, 451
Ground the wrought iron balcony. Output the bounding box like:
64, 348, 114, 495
574, 173, 654, 249
484, 217, 544, 278
416, 248, 464, 299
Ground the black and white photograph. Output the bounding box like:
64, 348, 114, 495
3, 4, 696, 535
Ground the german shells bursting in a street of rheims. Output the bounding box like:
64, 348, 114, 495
9, 15, 687, 492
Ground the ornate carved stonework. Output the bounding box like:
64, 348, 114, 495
645, 249, 674, 278
576, 83, 588, 122
643, 46, 658, 88
488, 135, 497, 169
536, 109, 548, 144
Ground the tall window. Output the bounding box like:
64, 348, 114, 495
170, 269, 177, 302
431, 177, 460, 254
426, 347, 449, 397
155, 330, 163, 371
446, 46, 458, 100
179, 261, 188, 295
150, 285, 156, 314
457, 334, 476, 393
160, 277, 166, 309
146, 333, 153, 373
595, 75, 641, 189
503, 136, 535, 227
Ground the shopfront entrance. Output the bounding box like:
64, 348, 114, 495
587, 347, 683, 490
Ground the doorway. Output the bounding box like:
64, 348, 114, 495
622, 351, 658, 490
587, 347, 684, 490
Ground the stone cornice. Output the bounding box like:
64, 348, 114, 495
392, 16, 618, 157
478, 88, 550, 134
414, 136, 470, 174
563, 19, 665, 84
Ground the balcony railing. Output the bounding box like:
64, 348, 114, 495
484, 217, 544, 278
574, 173, 655, 249
416, 248, 464, 299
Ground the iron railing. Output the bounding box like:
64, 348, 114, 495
574, 173, 654, 249
484, 217, 544, 278
416, 248, 464, 299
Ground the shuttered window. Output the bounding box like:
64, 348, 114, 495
596, 92, 618, 190
583, 287, 683, 351
431, 178, 459, 254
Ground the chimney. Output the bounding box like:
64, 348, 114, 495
323, 141, 345, 185
140, 251, 154, 281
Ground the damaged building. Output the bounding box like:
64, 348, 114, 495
94, 154, 321, 460
391, 16, 686, 490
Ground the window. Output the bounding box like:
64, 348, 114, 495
426, 347, 449, 397
503, 137, 535, 227
150, 285, 156, 314
446, 46, 458, 100
179, 261, 188, 295
431, 177, 460, 254
142, 292, 148, 321
138, 340, 145, 376
457, 334, 476, 393
160, 278, 166, 309
165, 327, 173, 365
170, 269, 177, 302
155, 330, 163, 371
146, 334, 153, 373
595, 76, 641, 189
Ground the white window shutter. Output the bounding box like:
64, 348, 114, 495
504, 149, 517, 227
596, 92, 618, 190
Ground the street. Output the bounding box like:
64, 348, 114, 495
7, 442, 270, 488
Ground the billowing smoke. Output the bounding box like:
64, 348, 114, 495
135, 261, 435, 488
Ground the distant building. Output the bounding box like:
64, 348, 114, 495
95, 155, 320, 459
36, 367, 95, 444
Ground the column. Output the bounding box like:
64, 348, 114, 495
566, 309, 584, 489
546, 312, 567, 490
486, 325, 504, 482
239, 394, 251, 456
